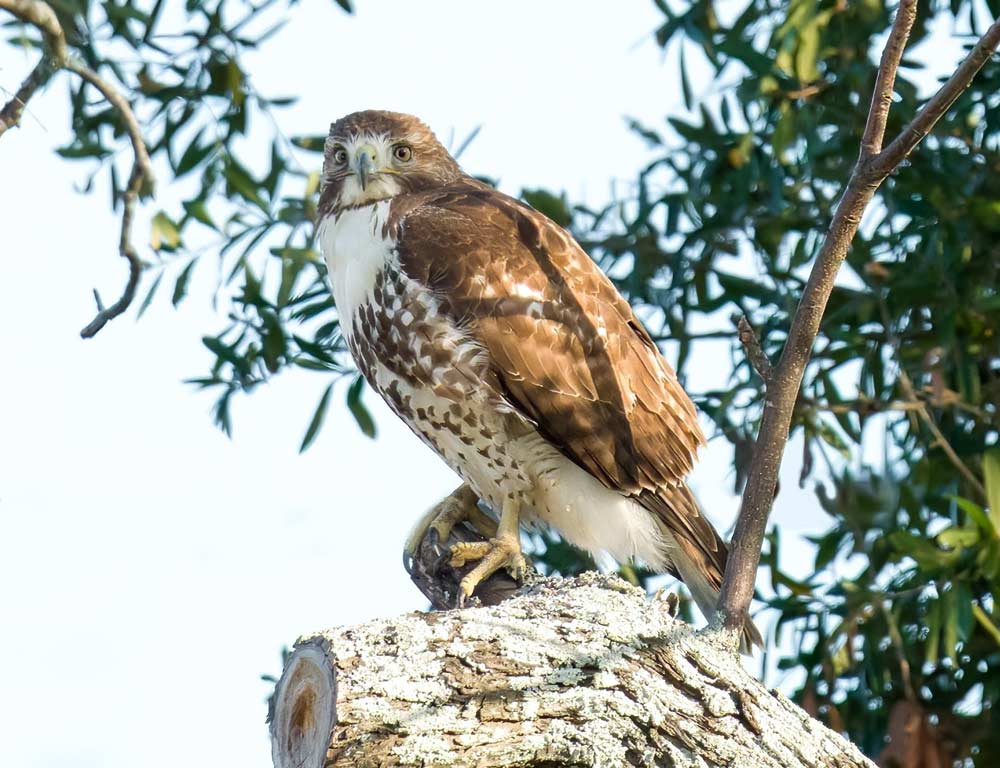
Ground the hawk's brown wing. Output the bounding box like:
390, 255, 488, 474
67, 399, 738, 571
391, 182, 730, 576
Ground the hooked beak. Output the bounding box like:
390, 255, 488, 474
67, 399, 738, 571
354, 144, 378, 190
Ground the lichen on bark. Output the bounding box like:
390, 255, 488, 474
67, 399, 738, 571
270, 573, 874, 768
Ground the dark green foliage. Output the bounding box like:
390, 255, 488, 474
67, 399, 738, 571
597, 1, 999, 762
8, 0, 999, 762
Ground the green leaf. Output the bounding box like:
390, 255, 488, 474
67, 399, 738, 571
172, 258, 197, 306
679, 48, 693, 111
136, 270, 164, 319
948, 494, 995, 538
150, 211, 181, 251
942, 586, 959, 663
954, 582, 974, 642
332, 0, 354, 12
223, 158, 268, 212
299, 383, 334, 452
347, 375, 376, 439
794, 22, 820, 82
772, 103, 796, 160
925, 597, 941, 667
888, 530, 961, 570
715, 271, 780, 304
937, 525, 980, 549
972, 603, 1000, 646
260, 310, 287, 373
183, 199, 217, 230
985, 449, 1000, 532
176, 128, 215, 176
291, 135, 327, 153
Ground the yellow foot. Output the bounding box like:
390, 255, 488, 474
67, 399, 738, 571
450, 535, 527, 606
403, 485, 497, 573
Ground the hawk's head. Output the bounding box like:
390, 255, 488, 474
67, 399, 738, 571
318, 110, 462, 216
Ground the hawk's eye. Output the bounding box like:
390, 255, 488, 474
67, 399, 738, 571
333, 147, 347, 165
393, 145, 413, 162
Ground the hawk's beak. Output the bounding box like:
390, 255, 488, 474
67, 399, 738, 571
354, 144, 378, 191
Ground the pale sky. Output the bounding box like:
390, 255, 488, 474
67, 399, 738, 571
0, 2, 967, 766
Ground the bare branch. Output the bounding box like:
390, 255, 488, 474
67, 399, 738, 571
0, 0, 68, 136
873, 16, 1000, 175
0, 57, 54, 137
799, 390, 995, 423
859, 0, 917, 158
66, 61, 155, 338
78, 161, 146, 338
736, 315, 773, 384
0, 0, 156, 337
716, 3, 1000, 638
0, 0, 66, 57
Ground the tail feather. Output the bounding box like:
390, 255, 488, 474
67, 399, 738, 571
643, 483, 764, 654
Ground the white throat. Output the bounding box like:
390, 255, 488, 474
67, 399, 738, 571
318, 200, 396, 340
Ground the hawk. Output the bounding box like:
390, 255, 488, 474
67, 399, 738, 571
317, 110, 761, 650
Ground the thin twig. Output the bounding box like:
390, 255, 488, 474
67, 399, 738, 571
897, 367, 987, 500
874, 295, 988, 501
798, 390, 995, 422
0, 0, 155, 337
716, 2, 1000, 641
0, 57, 55, 137
737, 315, 773, 384
65, 61, 153, 179
67, 60, 155, 338
0, 0, 68, 136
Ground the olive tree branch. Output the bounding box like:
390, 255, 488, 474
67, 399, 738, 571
716, 1, 1000, 640
0, 0, 67, 137
67, 59, 155, 338
873, 15, 1000, 174
0, 0, 155, 337
858, 0, 918, 158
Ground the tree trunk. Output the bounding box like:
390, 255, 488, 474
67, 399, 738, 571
268, 573, 874, 768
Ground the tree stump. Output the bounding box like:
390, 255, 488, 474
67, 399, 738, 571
269, 573, 875, 767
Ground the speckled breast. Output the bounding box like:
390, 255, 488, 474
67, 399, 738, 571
345, 263, 533, 507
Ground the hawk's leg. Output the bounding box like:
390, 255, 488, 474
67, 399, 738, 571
403, 484, 497, 572
449, 497, 526, 605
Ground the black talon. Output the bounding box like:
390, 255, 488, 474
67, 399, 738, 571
425, 526, 442, 556
432, 547, 453, 576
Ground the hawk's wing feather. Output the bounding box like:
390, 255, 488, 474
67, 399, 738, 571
393, 183, 721, 566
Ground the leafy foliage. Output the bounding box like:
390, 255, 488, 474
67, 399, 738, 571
590, 0, 1000, 763
5, 0, 999, 763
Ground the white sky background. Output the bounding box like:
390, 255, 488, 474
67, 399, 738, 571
0, 1, 974, 766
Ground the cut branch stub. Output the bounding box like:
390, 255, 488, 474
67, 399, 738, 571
269, 644, 337, 768
268, 574, 876, 768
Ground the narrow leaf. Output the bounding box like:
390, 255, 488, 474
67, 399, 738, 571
347, 375, 376, 439
300, 383, 334, 452
985, 449, 1000, 532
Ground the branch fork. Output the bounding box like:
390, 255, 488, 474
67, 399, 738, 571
716, 3, 1000, 634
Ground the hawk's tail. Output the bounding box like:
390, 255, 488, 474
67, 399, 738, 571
645, 484, 763, 654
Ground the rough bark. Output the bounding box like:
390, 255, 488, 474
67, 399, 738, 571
269, 574, 875, 768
